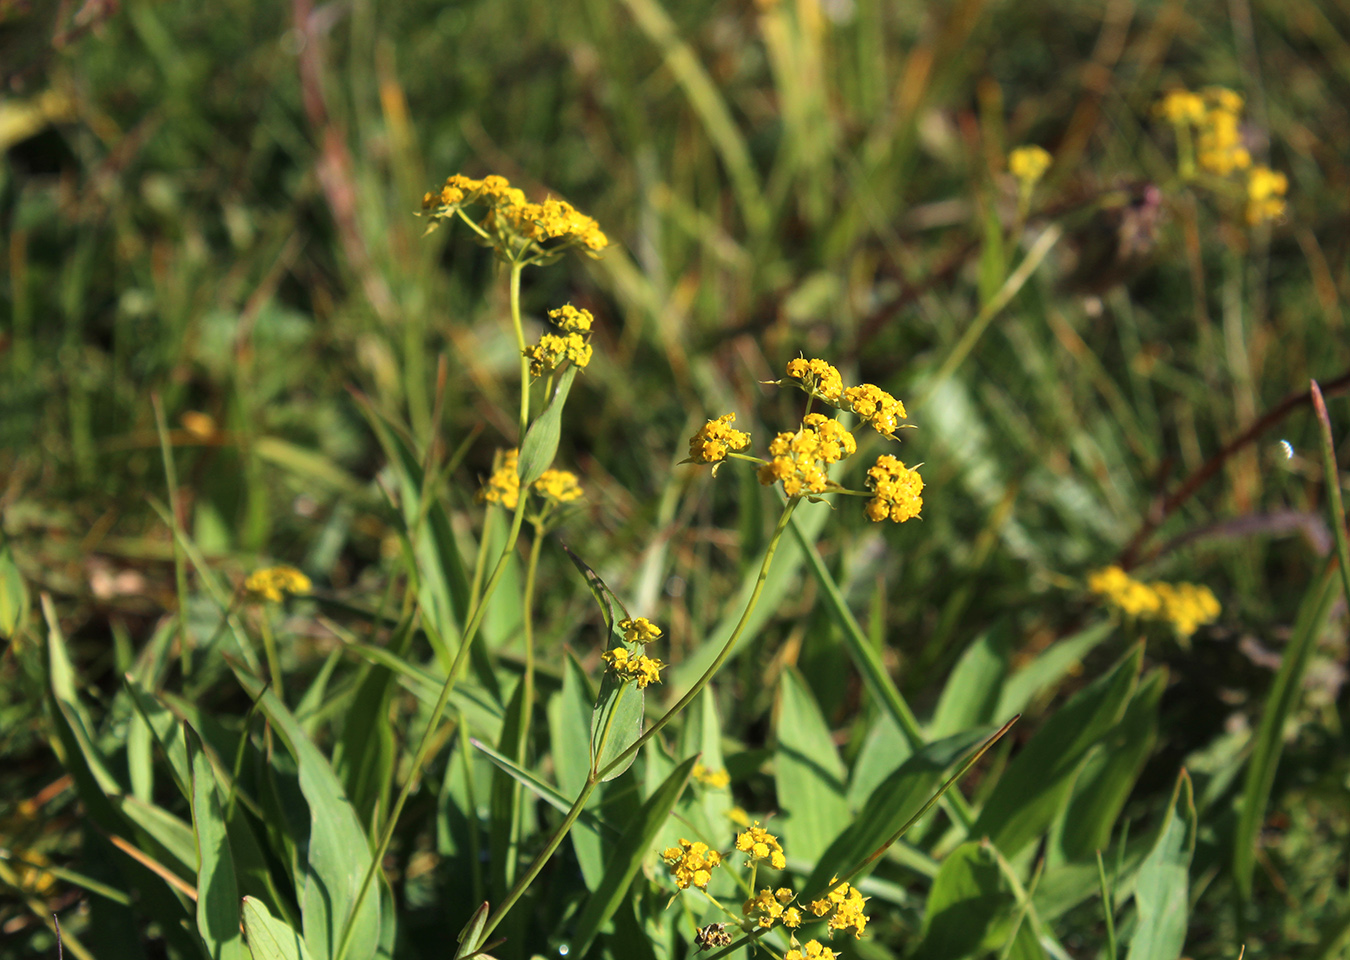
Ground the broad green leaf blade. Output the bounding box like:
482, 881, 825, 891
243, 897, 317, 960
489, 678, 528, 898
1234, 561, 1339, 899
847, 714, 912, 809
973, 643, 1141, 857
591, 669, 645, 783
996, 621, 1113, 719
912, 841, 1019, 960
676, 689, 732, 845
930, 624, 1010, 739
1058, 668, 1166, 862
570, 755, 699, 954
232, 670, 386, 960
518, 365, 579, 486
1126, 771, 1196, 960
188, 728, 248, 960
806, 729, 987, 895
546, 653, 606, 889
774, 667, 849, 863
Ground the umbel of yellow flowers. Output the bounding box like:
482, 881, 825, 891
687, 357, 924, 524
1088, 565, 1221, 638
422, 173, 607, 257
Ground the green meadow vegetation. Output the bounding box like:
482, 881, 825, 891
2, 1, 1349, 959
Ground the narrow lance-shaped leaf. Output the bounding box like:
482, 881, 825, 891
1126, 770, 1197, 960
188, 727, 248, 960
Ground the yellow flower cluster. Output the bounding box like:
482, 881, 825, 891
785, 941, 837, 960
1008, 145, 1052, 188
244, 566, 312, 603
525, 304, 594, 377
1195, 88, 1250, 175
620, 616, 663, 644
808, 877, 870, 938
1087, 566, 1221, 637
692, 762, 730, 789
863, 454, 924, 523
600, 646, 665, 688
533, 469, 583, 504
1246, 165, 1288, 225
478, 449, 521, 509
785, 357, 844, 404
422, 173, 608, 256
758, 414, 857, 498
661, 838, 722, 890
687, 413, 752, 464
843, 384, 907, 438
743, 887, 795, 928
735, 822, 787, 870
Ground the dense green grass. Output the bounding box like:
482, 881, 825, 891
2, 1, 1349, 959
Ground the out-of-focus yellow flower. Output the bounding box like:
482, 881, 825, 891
808, 877, 870, 938
1196, 88, 1251, 175
785, 357, 844, 404
661, 838, 722, 890
533, 469, 583, 504
844, 383, 907, 438
1087, 566, 1162, 617
687, 413, 752, 464
245, 566, 311, 603
1008, 145, 1052, 188
735, 822, 787, 870
727, 806, 752, 828
601, 646, 664, 688
1156, 89, 1206, 125
758, 414, 856, 498
1153, 582, 1222, 638
692, 762, 730, 788
478, 449, 520, 509
1245, 165, 1288, 225
863, 455, 923, 523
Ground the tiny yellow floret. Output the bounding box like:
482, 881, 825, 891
478, 449, 521, 510
620, 616, 663, 644
785, 941, 837, 960
743, 888, 786, 928
1008, 145, 1052, 187
533, 469, 584, 504
735, 822, 787, 870
244, 566, 311, 603
758, 415, 856, 498
661, 838, 723, 890
843, 383, 907, 438
785, 357, 844, 404
601, 646, 665, 688
864, 455, 923, 523
808, 878, 870, 938
688, 413, 752, 464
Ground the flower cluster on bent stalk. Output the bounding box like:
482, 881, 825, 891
1087, 565, 1221, 639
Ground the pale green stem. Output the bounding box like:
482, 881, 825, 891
509, 261, 529, 439
472, 498, 801, 951
504, 528, 545, 888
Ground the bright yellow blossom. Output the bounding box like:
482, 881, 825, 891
735, 822, 787, 870
687, 413, 752, 464
1008, 145, 1052, 188
660, 838, 722, 890
782, 907, 803, 929
1156, 89, 1205, 125
620, 616, 663, 644
1087, 566, 1161, 617
743, 887, 786, 928
843, 383, 907, 438
785, 941, 837, 960
533, 469, 583, 504
244, 566, 311, 603
1153, 582, 1222, 638
478, 449, 520, 509
863, 455, 923, 523
1245, 165, 1288, 225
600, 646, 664, 688
785, 357, 844, 404
422, 173, 608, 256
809, 878, 870, 938
758, 414, 856, 498
548, 304, 593, 333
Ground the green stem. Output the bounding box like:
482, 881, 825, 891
509, 261, 529, 439
472, 499, 801, 951
1310, 381, 1350, 605
334, 490, 532, 960
504, 529, 545, 886
597, 497, 799, 780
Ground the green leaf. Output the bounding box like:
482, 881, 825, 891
0, 542, 29, 639
912, 841, 1019, 960
570, 755, 698, 954
1126, 771, 1196, 960
188, 728, 248, 960
453, 902, 490, 960
546, 653, 606, 889
1057, 668, 1166, 862
930, 623, 1010, 739
973, 643, 1141, 857
847, 714, 912, 810
807, 729, 988, 894
996, 621, 1114, 719
489, 677, 528, 898
774, 667, 850, 863
518, 364, 579, 486
232, 670, 386, 960
676, 688, 732, 845
1234, 561, 1339, 900
243, 897, 317, 960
